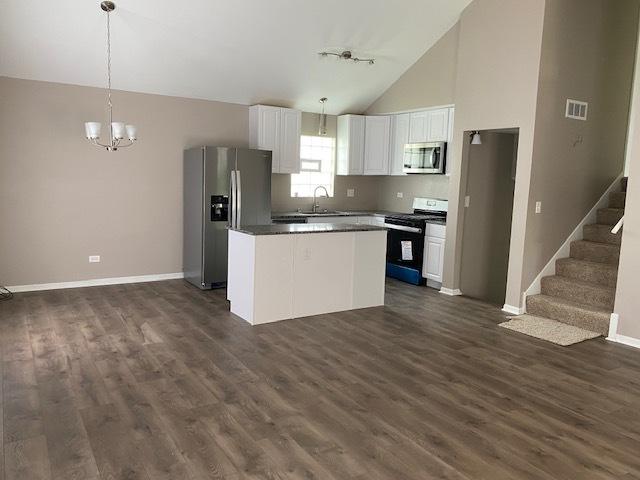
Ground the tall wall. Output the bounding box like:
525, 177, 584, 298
522, 0, 638, 294
366, 23, 460, 212
0, 76, 249, 286
614, 8, 640, 343
442, 0, 546, 306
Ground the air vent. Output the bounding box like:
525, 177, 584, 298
566, 99, 588, 121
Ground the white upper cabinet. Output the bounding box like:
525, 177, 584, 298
249, 105, 301, 174
427, 108, 449, 142
390, 113, 410, 176
408, 111, 429, 143
337, 115, 365, 175
279, 108, 302, 174
364, 116, 391, 175
408, 108, 452, 144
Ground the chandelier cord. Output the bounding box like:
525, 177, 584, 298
106, 7, 113, 143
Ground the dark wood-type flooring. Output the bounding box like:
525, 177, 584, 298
1, 278, 640, 479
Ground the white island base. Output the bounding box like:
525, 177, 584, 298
227, 226, 387, 325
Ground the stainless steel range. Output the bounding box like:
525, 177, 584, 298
384, 198, 448, 285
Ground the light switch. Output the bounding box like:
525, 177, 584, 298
535, 201, 542, 214
397, 192, 404, 198
89, 255, 101, 263
464, 196, 470, 208
347, 188, 355, 198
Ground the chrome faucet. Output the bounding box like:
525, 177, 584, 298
312, 186, 329, 213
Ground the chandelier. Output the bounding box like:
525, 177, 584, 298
84, 1, 137, 151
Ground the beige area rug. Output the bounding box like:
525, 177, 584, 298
499, 314, 601, 346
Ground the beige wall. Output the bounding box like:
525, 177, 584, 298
270, 112, 382, 213
442, 0, 546, 307
366, 23, 459, 115
614, 8, 640, 341
0, 76, 249, 286
522, 0, 638, 294
460, 133, 516, 306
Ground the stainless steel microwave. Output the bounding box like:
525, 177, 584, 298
403, 142, 446, 174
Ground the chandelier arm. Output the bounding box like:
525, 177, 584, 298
116, 141, 135, 148
91, 139, 112, 148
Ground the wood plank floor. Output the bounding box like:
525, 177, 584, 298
1, 278, 640, 479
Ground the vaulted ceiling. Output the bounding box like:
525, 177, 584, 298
0, 0, 471, 114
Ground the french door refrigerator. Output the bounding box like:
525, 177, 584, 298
183, 147, 272, 289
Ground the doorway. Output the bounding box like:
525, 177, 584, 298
459, 130, 518, 306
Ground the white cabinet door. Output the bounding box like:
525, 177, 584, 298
279, 108, 301, 174
337, 115, 365, 175
423, 236, 445, 282
408, 111, 429, 143
364, 116, 391, 175
390, 113, 410, 176
250, 105, 281, 172
427, 108, 449, 142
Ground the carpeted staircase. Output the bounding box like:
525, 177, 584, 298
526, 177, 627, 336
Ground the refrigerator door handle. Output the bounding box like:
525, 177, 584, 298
230, 170, 237, 228
236, 170, 242, 227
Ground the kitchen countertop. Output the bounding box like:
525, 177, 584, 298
231, 223, 388, 236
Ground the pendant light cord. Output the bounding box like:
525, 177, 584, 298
106, 7, 113, 142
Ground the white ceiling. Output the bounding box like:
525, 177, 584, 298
0, 0, 471, 114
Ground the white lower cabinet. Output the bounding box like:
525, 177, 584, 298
423, 224, 446, 283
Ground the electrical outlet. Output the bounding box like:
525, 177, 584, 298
89, 255, 101, 263
347, 188, 355, 198
464, 196, 470, 208
397, 192, 404, 198
535, 201, 542, 214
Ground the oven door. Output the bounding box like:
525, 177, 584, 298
384, 223, 425, 272
403, 142, 446, 174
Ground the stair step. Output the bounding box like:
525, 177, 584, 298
596, 208, 624, 226
556, 258, 618, 287
609, 191, 626, 209
526, 294, 610, 335
541, 275, 615, 310
583, 224, 622, 246
570, 240, 620, 265
622, 177, 628, 192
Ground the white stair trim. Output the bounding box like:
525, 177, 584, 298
502, 304, 525, 316
8, 272, 184, 293
524, 173, 624, 304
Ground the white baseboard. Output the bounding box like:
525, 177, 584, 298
440, 287, 462, 296
8, 272, 184, 293
524, 173, 623, 299
607, 313, 620, 339
607, 333, 640, 350
502, 304, 525, 316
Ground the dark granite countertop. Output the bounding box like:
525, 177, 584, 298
231, 223, 388, 236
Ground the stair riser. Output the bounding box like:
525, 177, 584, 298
609, 192, 626, 209
597, 209, 624, 225
571, 242, 620, 265
526, 296, 609, 335
583, 225, 622, 246
541, 277, 615, 310
556, 260, 617, 288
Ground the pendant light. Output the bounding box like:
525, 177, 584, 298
84, 1, 137, 151
318, 98, 328, 136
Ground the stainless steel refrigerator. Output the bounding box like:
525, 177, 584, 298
183, 147, 272, 289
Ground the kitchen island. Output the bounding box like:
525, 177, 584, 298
227, 223, 387, 325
